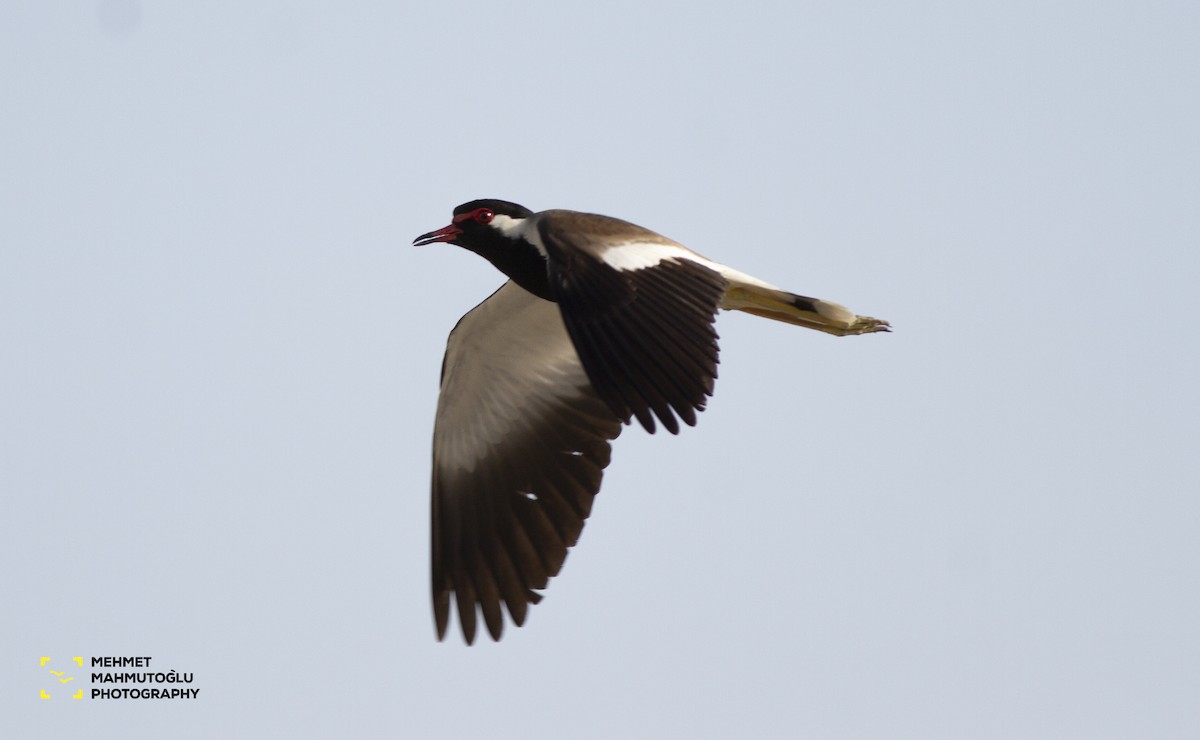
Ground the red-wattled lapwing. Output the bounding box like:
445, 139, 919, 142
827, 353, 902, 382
415, 199, 889, 643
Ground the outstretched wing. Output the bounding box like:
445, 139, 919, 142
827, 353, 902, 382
432, 281, 623, 644
538, 211, 727, 435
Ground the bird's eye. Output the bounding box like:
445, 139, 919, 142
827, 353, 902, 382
474, 208, 495, 224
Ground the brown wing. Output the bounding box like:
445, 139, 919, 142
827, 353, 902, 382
432, 281, 623, 643
538, 212, 727, 435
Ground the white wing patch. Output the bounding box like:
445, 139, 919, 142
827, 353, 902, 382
600, 242, 697, 272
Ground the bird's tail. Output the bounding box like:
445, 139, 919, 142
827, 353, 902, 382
716, 268, 891, 336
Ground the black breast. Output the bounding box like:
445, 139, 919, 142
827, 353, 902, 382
472, 238, 554, 301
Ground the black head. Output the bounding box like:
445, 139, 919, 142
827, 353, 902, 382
415, 199, 552, 300
413, 199, 535, 249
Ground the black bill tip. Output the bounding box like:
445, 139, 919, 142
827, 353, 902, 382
414, 224, 462, 246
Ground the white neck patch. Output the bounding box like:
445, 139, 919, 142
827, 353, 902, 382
490, 213, 527, 239
491, 213, 547, 257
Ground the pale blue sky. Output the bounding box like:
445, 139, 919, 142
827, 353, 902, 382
4, 1, 1199, 738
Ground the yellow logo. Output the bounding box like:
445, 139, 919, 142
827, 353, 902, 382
40, 657, 84, 700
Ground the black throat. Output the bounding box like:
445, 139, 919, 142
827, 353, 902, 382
465, 235, 554, 302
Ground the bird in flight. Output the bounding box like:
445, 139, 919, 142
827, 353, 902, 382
415, 199, 889, 643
